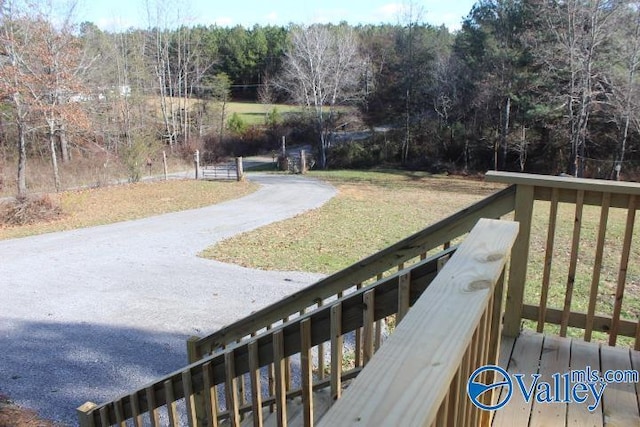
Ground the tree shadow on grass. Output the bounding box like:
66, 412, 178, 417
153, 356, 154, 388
0, 320, 189, 426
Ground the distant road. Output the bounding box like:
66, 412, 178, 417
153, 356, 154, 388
0, 173, 336, 425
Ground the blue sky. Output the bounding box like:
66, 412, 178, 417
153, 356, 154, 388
74, 0, 477, 32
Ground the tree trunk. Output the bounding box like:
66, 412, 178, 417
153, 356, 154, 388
49, 121, 61, 192
17, 121, 27, 197
501, 96, 511, 170
59, 122, 70, 163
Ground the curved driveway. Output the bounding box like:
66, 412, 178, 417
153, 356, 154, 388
0, 174, 336, 425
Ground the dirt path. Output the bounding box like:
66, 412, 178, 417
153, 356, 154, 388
0, 173, 336, 425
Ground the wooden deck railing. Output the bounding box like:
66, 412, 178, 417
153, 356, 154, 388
318, 219, 519, 426
486, 172, 640, 348
77, 242, 461, 426
186, 185, 516, 363
76, 172, 640, 426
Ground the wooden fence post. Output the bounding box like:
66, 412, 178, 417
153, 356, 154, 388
194, 150, 200, 180
235, 157, 244, 181
502, 184, 534, 337
162, 150, 168, 181
300, 150, 307, 174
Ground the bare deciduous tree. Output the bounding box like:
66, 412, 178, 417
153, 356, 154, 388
278, 24, 364, 168
1, 0, 89, 194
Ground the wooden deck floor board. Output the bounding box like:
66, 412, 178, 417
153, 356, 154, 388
494, 333, 640, 427
567, 339, 603, 427
529, 335, 570, 426
492, 331, 543, 427
601, 345, 640, 426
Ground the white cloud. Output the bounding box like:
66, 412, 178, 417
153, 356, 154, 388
264, 12, 279, 24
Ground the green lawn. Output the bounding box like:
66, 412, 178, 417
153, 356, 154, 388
201, 170, 506, 273
227, 102, 304, 125
203, 169, 640, 346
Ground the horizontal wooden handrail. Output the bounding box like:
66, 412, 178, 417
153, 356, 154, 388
319, 219, 519, 427
189, 185, 516, 359
486, 171, 640, 196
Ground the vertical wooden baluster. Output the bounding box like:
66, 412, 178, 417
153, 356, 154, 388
248, 340, 263, 427
354, 283, 363, 367
317, 300, 325, 380
282, 317, 292, 392
273, 330, 288, 427
331, 303, 343, 401
435, 390, 449, 427
145, 386, 160, 427
300, 319, 314, 427
485, 271, 505, 427
182, 371, 198, 426
585, 192, 610, 341
610, 195, 637, 346
363, 290, 375, 366
397, 272, 411, 324
561, 189, 584, 336
129, 393, 142, 427
447, 370, 461, 427
164, 380, 179, 427
476, 308, 492, 426
114, 400, 126, 427
99, 406, 109, 427
225, 351, 241, 427
375, 274, 383, 351
467, 323, 482, 427
538, 187, 559, 332
457, 349, 471, 427
266, 324, 276, 412
202, 362, 219, 427
237, 339, 247, 416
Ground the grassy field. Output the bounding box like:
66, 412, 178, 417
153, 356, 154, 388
0, 179, 257, 240
201, 170, 506, 273
203, 169, 640, 344
226, 102, 304, 125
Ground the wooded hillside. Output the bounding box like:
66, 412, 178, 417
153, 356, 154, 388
1, 0, 639, 196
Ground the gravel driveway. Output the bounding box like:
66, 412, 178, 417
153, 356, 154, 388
0, 173, 336, 425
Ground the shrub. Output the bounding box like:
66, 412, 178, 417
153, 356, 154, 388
121, 134, 161, 182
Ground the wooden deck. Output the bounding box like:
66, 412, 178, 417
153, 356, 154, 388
494, 331, 640, 426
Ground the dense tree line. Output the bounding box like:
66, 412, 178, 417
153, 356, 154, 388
1, 1, 640, 196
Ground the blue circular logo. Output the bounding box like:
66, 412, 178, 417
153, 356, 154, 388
467, 365, 513, 410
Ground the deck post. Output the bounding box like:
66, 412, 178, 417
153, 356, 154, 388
503, 184, 534, 337
187, 336, 207, 426
77, 402, 97, 427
